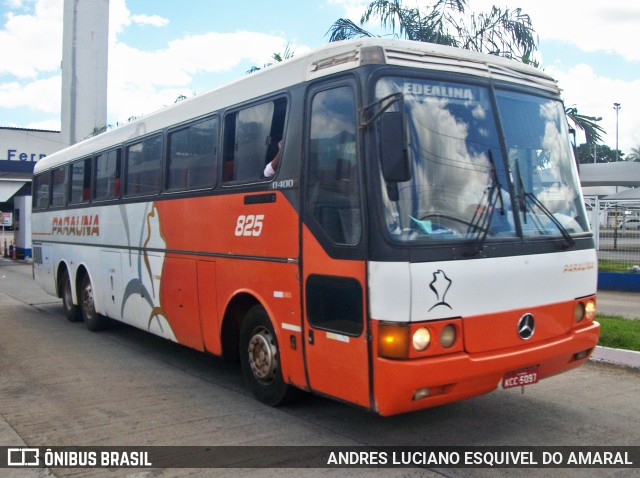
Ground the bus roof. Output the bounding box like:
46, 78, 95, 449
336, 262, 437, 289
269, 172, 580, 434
35, 38, 560, 174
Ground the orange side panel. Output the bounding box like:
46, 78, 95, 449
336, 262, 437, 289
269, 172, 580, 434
215, 257, 307, 390
198, 260, 220, 355
154, 194, 305, 386
155, 193, 298, 259
160, 256, 204, 351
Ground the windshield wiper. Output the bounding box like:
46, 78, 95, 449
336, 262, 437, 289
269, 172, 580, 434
464, 150, 505, 257
514, 159, 528, 224
513, 159, 575, 249
488, 149, 505, 216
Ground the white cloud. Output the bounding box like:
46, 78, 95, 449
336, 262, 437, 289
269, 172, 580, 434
548, 63, 640, 153
108, 0, 132, 39
473, 0, 640, 61
0, 0, 62, 78
104, 0, 296, 125
108, 1, 169, 38
106, 29, 291, 124
26, 118, 61, 131
106, 85, 187, 126
5, 0, 634, 154
534, 2, 640, 62
3, 0, 26, 10
131, 14, 169, 27
0, 0, 293, 127
0, 75, 60, 112
327, 0, 369, 21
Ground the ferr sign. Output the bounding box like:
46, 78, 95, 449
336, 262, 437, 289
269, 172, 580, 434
1, 212, 12, 227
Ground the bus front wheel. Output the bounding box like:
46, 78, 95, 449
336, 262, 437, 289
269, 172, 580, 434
80, 274, 108, 331
239, 306, 302, 406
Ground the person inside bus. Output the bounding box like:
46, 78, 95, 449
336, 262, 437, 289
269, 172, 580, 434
263, 139, 283, 177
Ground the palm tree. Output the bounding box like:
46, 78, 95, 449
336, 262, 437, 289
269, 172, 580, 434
327, 0, 538, 64
88, 124, 108, 138
247, 43, 295, 74
565, 107, 605, 145
627, 146, 640, 162
328, 1, 606, 143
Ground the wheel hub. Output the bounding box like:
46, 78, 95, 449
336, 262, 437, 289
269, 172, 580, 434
247, 327, 278, 383
82, 284, 94, 318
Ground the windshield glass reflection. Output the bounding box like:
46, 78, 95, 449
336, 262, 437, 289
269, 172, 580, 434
375, 78, 589, 243
376, 78, 516, 241
496, 90, 590, 237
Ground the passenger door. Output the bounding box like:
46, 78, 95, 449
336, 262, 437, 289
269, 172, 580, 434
301, 81, 370, 409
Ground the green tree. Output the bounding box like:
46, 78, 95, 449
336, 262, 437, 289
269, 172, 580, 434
576, 143, 624, 164
88, 124, 108, 138
247, 43, 295, 74
627, 146, 640, 162
327, 1, 606, 150
565, 107, 605, 146
327, 0, 538, 64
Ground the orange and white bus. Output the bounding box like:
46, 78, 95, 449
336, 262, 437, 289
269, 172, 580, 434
32, 38, 599, 416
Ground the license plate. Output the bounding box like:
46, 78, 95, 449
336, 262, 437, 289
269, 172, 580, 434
502, 367, 539, 389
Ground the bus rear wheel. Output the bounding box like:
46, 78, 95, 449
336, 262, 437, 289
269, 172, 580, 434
239, 305, 302, 406
80, 274, 108, 331
61, 269, 81, 322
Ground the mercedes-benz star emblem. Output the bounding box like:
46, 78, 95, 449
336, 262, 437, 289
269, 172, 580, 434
517, 313, 535, 340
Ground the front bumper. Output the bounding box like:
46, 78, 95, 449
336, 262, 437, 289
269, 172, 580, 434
372, 321, 600, 416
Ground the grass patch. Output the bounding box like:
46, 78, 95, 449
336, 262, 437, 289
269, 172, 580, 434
598, 259, 634, 273
597, 315, 640, 352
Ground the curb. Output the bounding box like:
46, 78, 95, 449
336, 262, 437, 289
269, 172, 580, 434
590, 346, 640, 370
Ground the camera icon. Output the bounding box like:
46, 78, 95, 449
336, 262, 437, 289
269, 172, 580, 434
7, 448, 40, 467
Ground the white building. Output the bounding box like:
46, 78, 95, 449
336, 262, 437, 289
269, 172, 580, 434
0, 127, 65, 202
1, 0, 109, 258
61, 0, 109, 146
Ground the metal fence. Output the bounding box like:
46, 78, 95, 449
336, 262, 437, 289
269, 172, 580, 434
584, 196, 640, 273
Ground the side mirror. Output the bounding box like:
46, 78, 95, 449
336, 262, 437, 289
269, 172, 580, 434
380, 111, 411, 183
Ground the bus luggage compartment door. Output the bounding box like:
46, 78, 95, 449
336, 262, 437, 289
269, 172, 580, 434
301, 230, 370, 408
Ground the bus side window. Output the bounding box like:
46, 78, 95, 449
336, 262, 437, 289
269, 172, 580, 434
94, 149, 121, 200
70, 157, 92, 204
167, 117, 219, 191
33, 171, 51, 209
222, 98, 287, 183
50, 166, 68, 207
125, 135, 163, 197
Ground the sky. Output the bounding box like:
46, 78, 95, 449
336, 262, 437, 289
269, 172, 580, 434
0, 0, 639, 155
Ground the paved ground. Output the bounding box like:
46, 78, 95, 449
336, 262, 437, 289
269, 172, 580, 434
1, 258, 640, 478
596, 290, 640, 319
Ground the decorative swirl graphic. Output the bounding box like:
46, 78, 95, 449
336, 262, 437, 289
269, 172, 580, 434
120, 202, 175, 339
428, 269, 453, 311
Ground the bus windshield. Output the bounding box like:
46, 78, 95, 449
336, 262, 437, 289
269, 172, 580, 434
376, 77, 590, 243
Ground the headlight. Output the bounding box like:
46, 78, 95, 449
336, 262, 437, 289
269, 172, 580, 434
574, 302, 585, 322
585, 300, 596, 321
574, 300, 596, 323
412, 327, 431, 351
439, 324, 456, 348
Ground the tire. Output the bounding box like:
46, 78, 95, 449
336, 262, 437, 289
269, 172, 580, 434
239, 305, 302, 406
80, 274, 108, 331
61, 269, 81, 322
